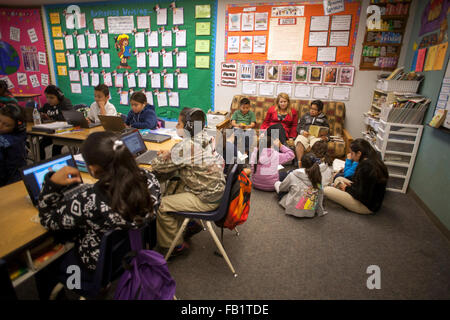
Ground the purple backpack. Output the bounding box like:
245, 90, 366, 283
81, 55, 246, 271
114, 229, 176, 300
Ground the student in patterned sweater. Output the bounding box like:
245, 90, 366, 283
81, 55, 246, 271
38, 132, 161, 278
151, 108, 225, 256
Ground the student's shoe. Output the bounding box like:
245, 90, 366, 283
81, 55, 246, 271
184, 221, 203, 239
169, 242, 190, 258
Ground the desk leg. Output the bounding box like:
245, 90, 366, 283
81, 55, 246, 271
29, 136, 40, 162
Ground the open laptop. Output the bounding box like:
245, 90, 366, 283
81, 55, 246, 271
62, 110, 101, 129
141, 132, 171, 143
98, 115, 133, 133
120, 130, 158, 165
20, 154, 87, 207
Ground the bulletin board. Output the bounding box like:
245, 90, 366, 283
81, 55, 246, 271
225, 0, 360, 65
44, 0, 217, 120
0, 7, 51, 106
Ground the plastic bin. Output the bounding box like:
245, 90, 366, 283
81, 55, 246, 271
376, 79, 421, 93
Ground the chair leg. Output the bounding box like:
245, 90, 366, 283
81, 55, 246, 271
200, 220, 206, 231
234, 227, 240, 236
206, 221, 237, 277
164, 218, 190, 261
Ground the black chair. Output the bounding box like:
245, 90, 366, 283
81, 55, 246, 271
51, 223, 151, 299
0, 259, 17, 300
164, 164, 240, 277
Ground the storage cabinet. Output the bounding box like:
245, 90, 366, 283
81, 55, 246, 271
365, 120, 423, 193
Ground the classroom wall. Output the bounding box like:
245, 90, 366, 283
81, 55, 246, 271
212, 0, 416, 138
403, 0, 450, 231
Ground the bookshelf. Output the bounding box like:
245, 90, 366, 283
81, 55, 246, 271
360, 0, 411, 71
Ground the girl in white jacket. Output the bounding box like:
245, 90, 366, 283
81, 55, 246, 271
275, 153, 327, 218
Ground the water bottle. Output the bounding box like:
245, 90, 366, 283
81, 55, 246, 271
33, 103, 41, 125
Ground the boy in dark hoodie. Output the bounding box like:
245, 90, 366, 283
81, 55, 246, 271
0, 104, 27, 186
39, 85, 74, 159
125, 92, 157, 129
294, 100, 330, 167
40, 85, 73, 121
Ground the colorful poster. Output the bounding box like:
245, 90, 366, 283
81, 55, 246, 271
240, 63, 252, 80
253, 64, 266, 81
419, 0, 450, 36
240, 36, 253, 53
415, 48, 427, 72
0, 8, 50, 105
280, 65, 294, 82
228, 36, 240, 53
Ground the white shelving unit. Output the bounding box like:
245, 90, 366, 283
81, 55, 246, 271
366, 120, 423, 193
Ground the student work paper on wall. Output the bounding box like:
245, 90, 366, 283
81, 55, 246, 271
81, 71, 89, 86
168, 91, 179, 107
276, 84, 293, 96
65, 35, 74, 49
177, 73, 188, 89
99, 33, 109, 48
242, 82, 257, 95
120, 91, 129, 105
173, 7, 184, 25
157, 8, 168, 25
259, 82, 275, 96
331, 87, 350, 101
71, 83, 82, 94
41, 74, 49, 86
135, 32, 145, 48
148, 31, 158, 47
149, 51, 159, 67
164, 73, 174, 89
294, 85, 312, 98
127, 73, 136, 88
137, 16, 150, 30
145, 91, 154, 106
157, 91, 168, 107
267, 18, 305, 61
137, 52, 146, 68
151, 73, 161, 88
115, 73, 123, 87
17, 73, 27, 86
91, 73, 99, 87
175, 30, 186, 47
101, 53, 110, 68
103, 72, 113, 87
176, 51, 187, 68
138, 73, 147, 88
88, 33, 97, 48
107, 16, 134, 34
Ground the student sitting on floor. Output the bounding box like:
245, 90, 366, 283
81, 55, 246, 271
250, 127, 295, 191
0, 104, 27, 187
310, 140, 334, 187
87, 84, 117, 123
333, 140, 363, 182
125, 91, 157, 130
274, 153, 327, 218
231, 97, 256, 155
0, 80, 18, 108
39, 85, 74, 159
294, 100, 330, 167
324, 139, 389, 215
38, 131, 161, 281
151, 108, 225, 256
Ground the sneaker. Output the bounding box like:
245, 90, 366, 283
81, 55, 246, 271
184, 221, 203, 239
169, 242, 190, 258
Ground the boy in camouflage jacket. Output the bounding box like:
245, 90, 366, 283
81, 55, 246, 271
151, 108, 225, 254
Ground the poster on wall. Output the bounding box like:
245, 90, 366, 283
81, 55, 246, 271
419, 0, 450, 36
0, 8, 50, 106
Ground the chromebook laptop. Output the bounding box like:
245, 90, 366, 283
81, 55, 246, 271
62, 110, 101, 129
120, 130, 158, 165
20, 154, 86, 207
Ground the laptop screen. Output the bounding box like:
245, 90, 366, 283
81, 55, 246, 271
121, 131, 146, 156
21, 154, 78, 204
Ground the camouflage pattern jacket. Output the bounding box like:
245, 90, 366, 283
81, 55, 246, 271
151, 130, 226, 203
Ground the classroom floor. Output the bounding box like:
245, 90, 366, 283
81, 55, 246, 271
18, 175, 450, 300
164, 188, 450, 300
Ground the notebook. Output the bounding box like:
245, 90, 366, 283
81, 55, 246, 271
120, 130, 158, 165
20, 154, 86, 207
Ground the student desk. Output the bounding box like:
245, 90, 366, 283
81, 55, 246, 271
26, 123, 180, 162
13, 93, 42, 108
0, 136, 178, 293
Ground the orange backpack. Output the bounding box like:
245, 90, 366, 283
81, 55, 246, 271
222, 170, 252, 230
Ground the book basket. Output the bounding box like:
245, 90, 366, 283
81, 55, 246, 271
376, 79, 422, 93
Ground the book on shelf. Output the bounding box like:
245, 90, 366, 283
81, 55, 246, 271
429, 109, 447, 128
308, 125, 329, 138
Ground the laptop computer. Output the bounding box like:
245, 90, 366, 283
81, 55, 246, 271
141, 132, 171, 143
98, 115, 133, 133
20, 154, 87, 207
62, 110, 101, 129
120, 130, 158, 165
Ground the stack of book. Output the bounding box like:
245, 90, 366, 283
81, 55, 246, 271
385, 67, 424, 81
74, 154, 88, 173
31, 122, 74, 134
382, 96, 431, 124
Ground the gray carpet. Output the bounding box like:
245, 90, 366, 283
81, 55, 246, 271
166, 189, 450, 300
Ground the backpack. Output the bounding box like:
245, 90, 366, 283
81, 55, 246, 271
217, 167, 252, 230
114, 229, 176, 300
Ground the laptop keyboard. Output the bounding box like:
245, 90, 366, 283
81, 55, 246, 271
137, 150, 158, 164
63, 184, 91, 200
